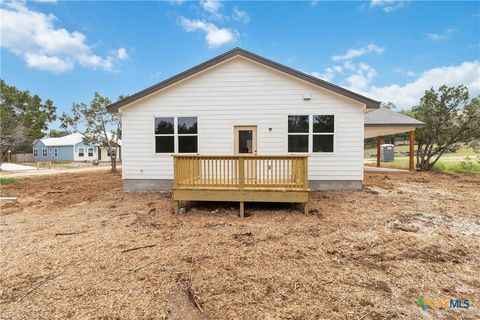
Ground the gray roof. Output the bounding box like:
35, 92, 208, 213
107, 47, 381, 113
365, 108, 425, 127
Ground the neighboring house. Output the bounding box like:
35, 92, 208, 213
107, 48, 422, 193
33, 133, 121, 162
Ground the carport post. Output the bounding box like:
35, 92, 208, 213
376, 136, 381, 167
409, 130, 415, 171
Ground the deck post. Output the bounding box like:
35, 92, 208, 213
174, 200, 179, 214
303, 202, 308, 215
376, 136, 381, 167
409, 130, 415, 171
239, 201, 245, 218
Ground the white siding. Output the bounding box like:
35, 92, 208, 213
121, 57, 365, 181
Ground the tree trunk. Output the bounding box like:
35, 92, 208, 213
111, 155, 117, 173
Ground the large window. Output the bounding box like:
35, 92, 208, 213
154, 117, 198, 153
178, 117, 198, 153
288, 115, 309, 152
33, 148, 38, 157
78, 147, 85, 157
42, 148, 48, 157
313, 115, 334, 152
88, 148, 94, 157
288, 115, 335, 153
54, 148, 58, 158
155, 117, 174, 153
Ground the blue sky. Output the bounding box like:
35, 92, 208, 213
1, 0, 479, 128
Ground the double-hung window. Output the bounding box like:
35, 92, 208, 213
33, 148, 38, 157
42, 148, 48, 157
88, 148, 94, 157
177, 117, 198, 153
288, 115, 309, 152
78, 147, 85, 157
53, 148, 58, 158
154, 117, 198, 153
155, 117, 175, 153
313, 115, 334, 152
288, 115, 335, 153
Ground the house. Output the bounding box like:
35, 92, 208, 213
33, 133, 121, 162
106, 48, 422, 214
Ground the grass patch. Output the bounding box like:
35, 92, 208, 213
0, 177, 17, 185
433, 158, 480, 174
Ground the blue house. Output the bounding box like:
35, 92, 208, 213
33, 133, 101, 162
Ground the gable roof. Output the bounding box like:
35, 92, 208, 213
39, 133, 84, 147
106, 47, 381, 113
365, 108, 425, 127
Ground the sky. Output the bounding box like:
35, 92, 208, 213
1, 0, 479, 128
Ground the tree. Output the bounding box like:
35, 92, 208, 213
380, 101, 396, 109
0, 79, 56, 157
60, 92, 122, 172
49, 129, 71, 138
409, 85, 480, 171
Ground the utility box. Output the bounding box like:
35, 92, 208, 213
380, 144, 394, 162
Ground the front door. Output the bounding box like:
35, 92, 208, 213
234, 126, 257, 155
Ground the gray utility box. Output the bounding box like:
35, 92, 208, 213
380, 144, 395, 162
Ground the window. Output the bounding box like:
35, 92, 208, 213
42, 148, 48, 157
287, 115, 335, 153
154, 117, 198, 153
107, 149, 116, 157
33, 148, 38, 157
178, 117, 198, 153
313, 115, 334, 153
88, 148, 94, 157
288, 115, 309, 152
155, 117, 174, 153
53, 148, 58, 158
78, 147, 85, 157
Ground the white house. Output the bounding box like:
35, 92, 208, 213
107, 48, 422, 193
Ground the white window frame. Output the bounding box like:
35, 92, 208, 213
33, 148, 38, 157
177, 116, 198, 154
78, 147, 85, 157
312, 115, 335, 154
42, 148, 48, 158
153, 116, 198, 155
287, 115, 310, 154
53, 148, 58, 158
88, 148, 94, 157
286, 114, 335, 154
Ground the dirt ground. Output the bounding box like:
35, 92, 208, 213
1, 170, 479, 319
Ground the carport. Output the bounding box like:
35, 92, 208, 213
365, 108, 425, 171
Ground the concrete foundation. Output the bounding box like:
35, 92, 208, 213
309, 180, 362, 191
123, 179, 362, 192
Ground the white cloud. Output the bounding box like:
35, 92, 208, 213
24, 53, 72, 73
232, 6, 250, 24
426, 28, 457, 41
370, 0, 408, 13
332, 44, 384, 61
346, 63, 377, 91
0, 1, 127, 73
179, 17, 236, 48
200, 0, 225, 20
362, 61, 480, 108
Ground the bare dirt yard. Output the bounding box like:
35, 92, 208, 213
1, 170, 479, 319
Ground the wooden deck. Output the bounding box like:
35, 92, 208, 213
172, 155, 310, 217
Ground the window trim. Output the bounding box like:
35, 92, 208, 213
33, 148, 38, 157
286, 114, 335, 154
78, 147, 85, 157
177, 116, 198, 154
87, 147, 94, 157
53, 147, 58, 158
153, 116, 199, 155
42, 148, 48, 158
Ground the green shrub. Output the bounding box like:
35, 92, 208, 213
0, 178, 17, 185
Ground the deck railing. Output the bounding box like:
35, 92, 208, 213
173, 155, 309, 191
